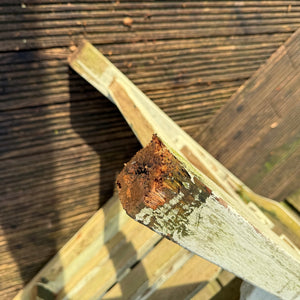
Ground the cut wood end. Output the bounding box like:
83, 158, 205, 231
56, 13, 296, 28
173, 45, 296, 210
116, 135, 212, 218
68, 40, 89, 65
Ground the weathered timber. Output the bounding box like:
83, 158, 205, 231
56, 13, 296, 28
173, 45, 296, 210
196, 28, 300, 202
69, 40, 300, 248
69, 40, 250, 199
117, 135, 300, 299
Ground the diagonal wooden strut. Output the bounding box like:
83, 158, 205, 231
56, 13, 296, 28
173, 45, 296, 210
68, 40, 300, 299
69, 40, 300, 247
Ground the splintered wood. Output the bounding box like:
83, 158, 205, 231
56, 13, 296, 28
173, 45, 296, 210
117, 135, 300, 299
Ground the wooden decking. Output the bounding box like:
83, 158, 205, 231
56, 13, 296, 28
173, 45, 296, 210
196, 29, 300, 201
1, 1, 300, 298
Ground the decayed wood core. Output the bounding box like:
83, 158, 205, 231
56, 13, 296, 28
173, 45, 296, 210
117, 135, 211, 219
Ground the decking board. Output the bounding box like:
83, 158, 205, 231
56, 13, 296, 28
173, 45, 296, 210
196, 29, 300, 201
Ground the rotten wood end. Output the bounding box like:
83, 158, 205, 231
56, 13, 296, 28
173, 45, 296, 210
117, 135, 212, 220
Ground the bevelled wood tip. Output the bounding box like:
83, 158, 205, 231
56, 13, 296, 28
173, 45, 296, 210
68, 40, 89, 65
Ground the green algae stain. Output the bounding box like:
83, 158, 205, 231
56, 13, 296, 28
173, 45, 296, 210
264, 161, 274, 172
249, 136, 300, 188
237, 188, 252, 204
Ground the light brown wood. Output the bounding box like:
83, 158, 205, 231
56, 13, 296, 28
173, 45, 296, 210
14, 195, 129, 299
191, 279, 222, 300
102, 238, 192, 299
56, 218, 160, 300
148, 255, 221, 300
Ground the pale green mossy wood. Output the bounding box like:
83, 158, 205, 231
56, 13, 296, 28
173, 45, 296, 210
117, 135, 300, 299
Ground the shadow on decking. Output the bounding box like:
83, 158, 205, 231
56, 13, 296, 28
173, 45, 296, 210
0, 49, 65, 298
68, 68, 144, 298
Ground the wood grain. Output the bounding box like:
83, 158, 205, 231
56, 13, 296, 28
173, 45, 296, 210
147, 255, 221, 300
196, 28, 300, 202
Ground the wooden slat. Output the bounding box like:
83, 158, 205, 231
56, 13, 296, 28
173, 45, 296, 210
196, 28, 300, 202
14, 194, 161, 299
14, 194, 125, 299
147, 255, 221, 300
16, 195, 222, 300
54, 219, 160, 300
69, 41, 246, 200
102, 239, 192, 300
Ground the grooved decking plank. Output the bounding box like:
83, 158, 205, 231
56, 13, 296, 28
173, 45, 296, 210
196, 28, 300, 201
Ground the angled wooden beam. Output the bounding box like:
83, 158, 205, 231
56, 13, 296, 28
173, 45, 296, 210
69, 40, 300, 248
68, 40, 300, 298
68, 40, 242, 201
116, 135, 300, 299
